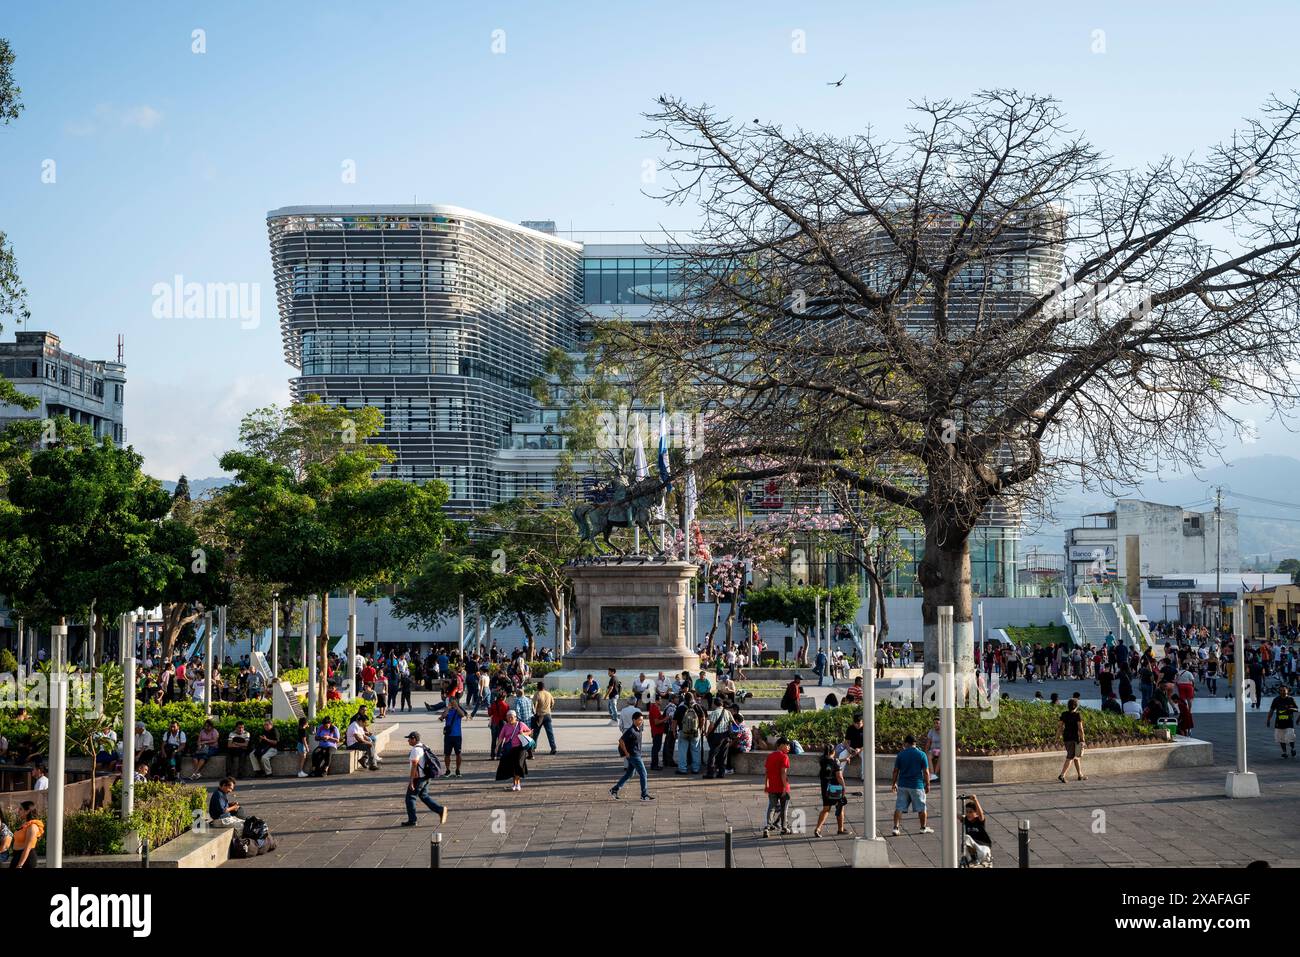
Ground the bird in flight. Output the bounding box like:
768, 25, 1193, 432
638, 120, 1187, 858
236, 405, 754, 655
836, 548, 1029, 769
827, 74, 846, 87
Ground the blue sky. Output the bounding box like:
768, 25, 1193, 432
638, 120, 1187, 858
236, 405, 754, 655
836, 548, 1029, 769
0, 0, 1297, 479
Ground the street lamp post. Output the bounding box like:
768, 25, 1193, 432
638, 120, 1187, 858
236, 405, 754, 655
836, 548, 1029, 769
306, 596, 318, 721
218, 605, 227, 672
853, 623, 889, 867
121, 613, 136, 823
347, 590, 358, 699
203, 612, 213, 715
270, 593, 279, 677
458, 593, 465, 658
939, 605, 959, 868
1226, 628, 1260, 797
47, 620, 69, 868
14, 616, 22, 678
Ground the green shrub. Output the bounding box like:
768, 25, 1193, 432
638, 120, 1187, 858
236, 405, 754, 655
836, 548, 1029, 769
65, 780, 205, 856
0, 648, 18, 674
280, 667, 308, 685
755, 700, 1157, 754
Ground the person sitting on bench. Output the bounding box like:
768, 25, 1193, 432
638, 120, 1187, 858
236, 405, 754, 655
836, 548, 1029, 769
580, 674, 601, 710
310, 717, 339, 776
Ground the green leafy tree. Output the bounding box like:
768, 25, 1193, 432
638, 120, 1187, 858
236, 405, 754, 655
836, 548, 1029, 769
219, 399, 451, 707
0, 38, 34, 412
0, 438, 202, 661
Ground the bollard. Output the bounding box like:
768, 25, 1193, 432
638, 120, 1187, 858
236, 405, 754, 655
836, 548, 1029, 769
1018, 819, 1030, 869
141, 838, 150, 870
724, 825, 733, 869
431, 832, 442, 869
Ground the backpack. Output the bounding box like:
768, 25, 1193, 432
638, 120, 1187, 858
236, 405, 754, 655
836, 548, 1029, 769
229, 833, 255, 859
242, 816, 269, 842
680, 707, 700, 740
420, 745, 445, 779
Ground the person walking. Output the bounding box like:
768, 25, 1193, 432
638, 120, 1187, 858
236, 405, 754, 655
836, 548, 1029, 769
814, 743, 848, 837
495, 710, 533, 792
781, 674, 804, 715
532, 680, 557, 755
610, 710, 653, 801
441, 693, 469, 777
1266, 685, 1298, 759
890, 734, 933, 836
1057, 698, 1086, 782
604, 668, 623, 725
762, 738, 792, 837
401, 731, 448, 827
8, 801, 43, 869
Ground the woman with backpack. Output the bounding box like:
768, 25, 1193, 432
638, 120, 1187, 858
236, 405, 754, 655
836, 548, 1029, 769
814, 743, 848, 837
495, 710, 533, 791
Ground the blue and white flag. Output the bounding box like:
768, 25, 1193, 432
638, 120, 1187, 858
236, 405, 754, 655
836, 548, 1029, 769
656, 393, 671, 492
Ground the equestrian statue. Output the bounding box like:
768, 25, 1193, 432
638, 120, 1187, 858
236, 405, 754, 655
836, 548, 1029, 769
572, 473, 672, 557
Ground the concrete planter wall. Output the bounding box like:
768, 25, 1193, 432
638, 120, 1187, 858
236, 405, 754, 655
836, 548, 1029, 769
730, 736, 1212, 783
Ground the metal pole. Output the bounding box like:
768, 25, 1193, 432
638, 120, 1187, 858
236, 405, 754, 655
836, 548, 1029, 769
122, 613, 136, 822
1018, 820, 1031, 868
47, 620, 68, 868
307, 599, 318, 721
372, 605, 380, 659
978, 601, 985, 670
724, 825, 733, 868
14, 615, 22, 677
203, 612, 213, 714
218, 605, 227, 669
814, 594, 821, 664
559, 593, 566, 655
430, 832, 442, 868
300, 600, 309, 670
458, 593, 465, 658
87, 605, 96, 668
864, 624, 877, 841
347, 590, 358, 699
938, 605, 958, 868
271, 594, 279, 677
141, 839, 150, 869
1236, 629, 1248, 774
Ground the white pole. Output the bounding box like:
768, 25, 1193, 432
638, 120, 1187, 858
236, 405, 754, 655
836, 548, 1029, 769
458, 593, 465, 658
14, 615, 22, 678
864, 623, 876, 839
1226, 629, 1260, 796
559, 593, 567, 655
218, 605, 227, 671
978, 601, 985, 669
270, 594, 279, 677
122, 613, 136, 822
347, 590, 358, 699
814, 594, 821, 663
373, 606, 380, 659
203, 611, 213, 715
938, 605, 958, 868
300, 600, 309, 670
47, 621, 68, 868
307, 597, 318, 721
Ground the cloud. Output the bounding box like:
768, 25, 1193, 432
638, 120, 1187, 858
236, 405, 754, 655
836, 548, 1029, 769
65, 103, 163, 136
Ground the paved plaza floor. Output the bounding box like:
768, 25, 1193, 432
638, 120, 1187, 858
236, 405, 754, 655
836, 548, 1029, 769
221, 688, 1300, 869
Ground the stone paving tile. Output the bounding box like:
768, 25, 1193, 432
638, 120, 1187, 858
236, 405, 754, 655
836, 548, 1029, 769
221, 711, 1298, 868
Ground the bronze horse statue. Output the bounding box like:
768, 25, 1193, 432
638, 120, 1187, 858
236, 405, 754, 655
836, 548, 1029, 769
573, 475, 672, 557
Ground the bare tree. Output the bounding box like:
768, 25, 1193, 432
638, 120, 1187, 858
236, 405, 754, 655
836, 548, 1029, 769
607, 90, 1300, 675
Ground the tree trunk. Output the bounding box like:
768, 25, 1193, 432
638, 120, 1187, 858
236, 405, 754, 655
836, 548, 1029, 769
706, 599, 721, 643
918, 522, 974, 679
318, 599, 330, 711
517, 612, 535, 661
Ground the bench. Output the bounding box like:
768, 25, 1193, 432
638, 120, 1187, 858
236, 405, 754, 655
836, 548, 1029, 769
172, 722, 401, 780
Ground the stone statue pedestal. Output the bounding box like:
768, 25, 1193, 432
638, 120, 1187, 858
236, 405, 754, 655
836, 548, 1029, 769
560, 559, 700, 674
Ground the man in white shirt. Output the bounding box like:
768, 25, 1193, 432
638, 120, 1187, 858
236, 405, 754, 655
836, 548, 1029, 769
655, 672, 671, 696
402, 731, 448, 827
346, 718, 379, 770
33, 766, 49, 791
618, 701, 643, 734
632, 673, 651, 706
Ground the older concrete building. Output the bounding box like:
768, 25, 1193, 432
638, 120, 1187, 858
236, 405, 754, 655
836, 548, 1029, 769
1065, 499, 1239, 598
0, 330, 126, 443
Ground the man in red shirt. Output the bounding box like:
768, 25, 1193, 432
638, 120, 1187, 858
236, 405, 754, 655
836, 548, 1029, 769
845, 676, 864, 704
648, 696, 669, 770
762, 738, 792, 837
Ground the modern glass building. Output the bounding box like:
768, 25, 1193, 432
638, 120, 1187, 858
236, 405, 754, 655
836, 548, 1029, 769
267, 206, 582, 511
266, 207, 1032, 596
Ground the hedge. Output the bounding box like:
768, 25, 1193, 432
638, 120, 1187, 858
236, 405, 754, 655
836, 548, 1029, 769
279, 668, 308, 685
62, 780, 206, 856
134, 697, 375, 754
755, 701, 1159, 755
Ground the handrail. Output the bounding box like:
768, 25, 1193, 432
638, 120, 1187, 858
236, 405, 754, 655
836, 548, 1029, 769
1063, 598, 1086, 646
1106, 583, 1148, 651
